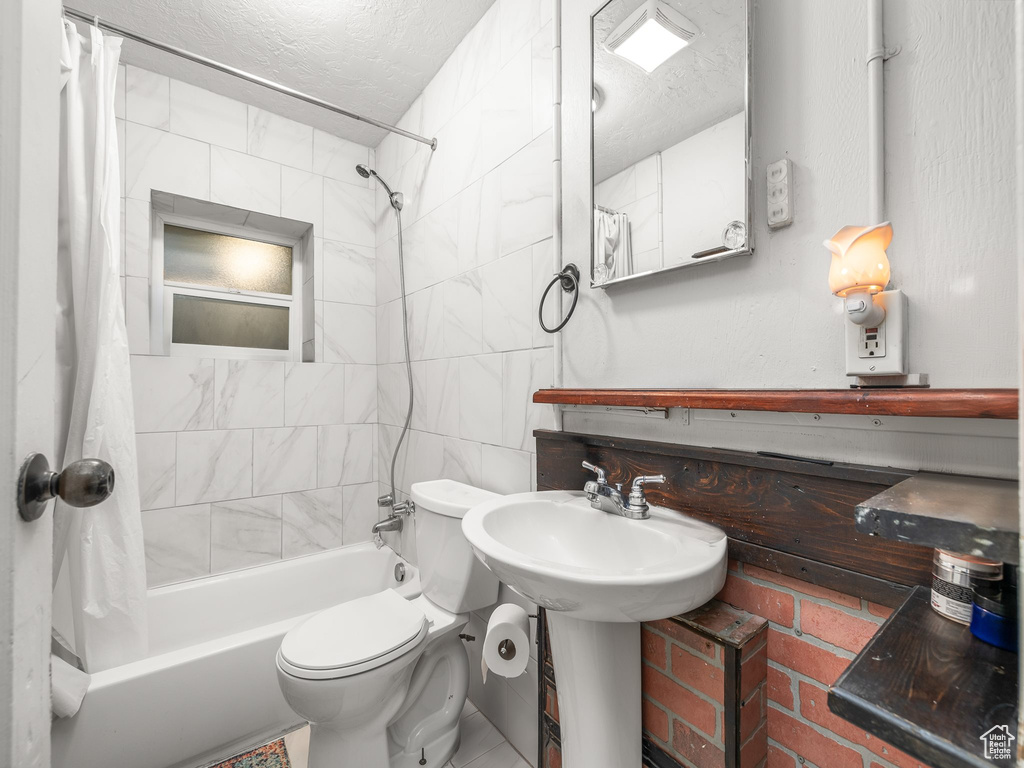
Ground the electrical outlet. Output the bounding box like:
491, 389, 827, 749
858, 322, 886, 359
768, 200, 790, 227
845, 290, 907, 376
767, 159, 793, 229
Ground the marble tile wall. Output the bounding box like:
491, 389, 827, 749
119, 1, 555, 759
130, 354, 379, 587
115, 65, 381, 587
117, 62, 377, 364
372, 1, 556, 762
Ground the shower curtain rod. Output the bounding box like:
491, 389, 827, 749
63, 6, 438, 150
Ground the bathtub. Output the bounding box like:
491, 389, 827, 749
51, 544, 420, 768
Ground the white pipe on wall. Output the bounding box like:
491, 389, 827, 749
552, 0, 564, 432
1014, 0, 1023, 745
656, 151, 664, 264
867, 0, 886, 223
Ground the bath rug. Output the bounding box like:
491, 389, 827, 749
210, 738, 291, 768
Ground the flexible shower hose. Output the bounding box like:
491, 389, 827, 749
389, 207, 413, 506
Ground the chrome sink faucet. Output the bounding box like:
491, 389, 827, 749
581, 461, 665, 520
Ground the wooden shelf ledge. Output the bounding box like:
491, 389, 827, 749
533, 388, 1018, 420
829, 587, 1018, 768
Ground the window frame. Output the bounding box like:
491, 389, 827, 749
150, 211, 305, 362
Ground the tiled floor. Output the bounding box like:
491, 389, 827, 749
282, 699, 531, 768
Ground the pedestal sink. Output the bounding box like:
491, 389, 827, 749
461, 491, 727, 768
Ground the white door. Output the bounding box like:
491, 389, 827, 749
1017, 0, 1024, 753
0, 0, 63, 765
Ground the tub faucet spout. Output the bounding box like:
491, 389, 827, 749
372, 515, 403, 534
371, 514, 403, 542
371, 501, 414, 549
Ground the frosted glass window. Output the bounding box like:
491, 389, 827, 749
164, 224, 293, 295
171, 294, 289, 350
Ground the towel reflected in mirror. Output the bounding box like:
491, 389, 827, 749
593, 205, 633, 284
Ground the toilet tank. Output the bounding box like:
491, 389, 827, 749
410, 480, 500, 614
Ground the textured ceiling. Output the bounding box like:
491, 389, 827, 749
70, 0, 496, 147
593, 0, 746, 182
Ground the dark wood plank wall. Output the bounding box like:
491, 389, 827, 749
535, 430, 934, 591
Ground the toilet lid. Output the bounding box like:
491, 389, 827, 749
280, 589, 427, 675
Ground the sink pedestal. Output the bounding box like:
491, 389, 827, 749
461, 491, 729, 766
546, 613, 641, 768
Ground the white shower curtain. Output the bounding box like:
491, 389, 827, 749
55, 20, 147, 672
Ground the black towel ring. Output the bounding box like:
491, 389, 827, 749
539, 264, 580, 334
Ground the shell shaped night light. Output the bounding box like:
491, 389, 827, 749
824, 222, 892, 297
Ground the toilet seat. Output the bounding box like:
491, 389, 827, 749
278, 589, 428, 680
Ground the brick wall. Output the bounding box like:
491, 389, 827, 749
642, 613, 767, 768
542, 675, 560, 768
715, 561, 933, 768
541, 561, 939, 768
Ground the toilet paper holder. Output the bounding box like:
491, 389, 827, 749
461, 614, 537, 649
497, 611, 539, 659
498, 639, 517, 660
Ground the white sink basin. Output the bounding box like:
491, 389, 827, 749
461, 490, 727, 622
461, 490, 728, 768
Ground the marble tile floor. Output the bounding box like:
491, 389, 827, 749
281, 698, 531, 768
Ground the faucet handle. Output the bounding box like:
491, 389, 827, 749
628, 475, 665, 509
631, 474, 666, 492
581, 461, 607, 484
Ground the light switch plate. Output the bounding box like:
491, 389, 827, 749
767, 159, 793, 229
845, 289, 907, 377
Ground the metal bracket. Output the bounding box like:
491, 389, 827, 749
561, 404, 668, 419
498, 639, 517, 660
851, 373, 930, 389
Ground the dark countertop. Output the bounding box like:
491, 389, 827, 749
855, 473, 1019, 564
829, 586, 1018, 768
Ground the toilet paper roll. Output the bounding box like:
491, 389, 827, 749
482, 603, 530, 682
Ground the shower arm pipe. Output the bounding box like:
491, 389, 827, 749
62, 6, 438, 151
867, 0, 885, 223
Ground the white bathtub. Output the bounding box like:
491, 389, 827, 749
52, 544, 420, 768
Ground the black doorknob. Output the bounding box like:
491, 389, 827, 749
17, 453, 115, 522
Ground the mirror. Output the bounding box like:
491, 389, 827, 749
591, 0, 750, 287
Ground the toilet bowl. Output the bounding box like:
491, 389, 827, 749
276, 480, 500, 768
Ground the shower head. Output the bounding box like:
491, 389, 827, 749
355, 164, 402, 211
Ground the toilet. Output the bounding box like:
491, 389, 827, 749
276, 480, 500, 768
